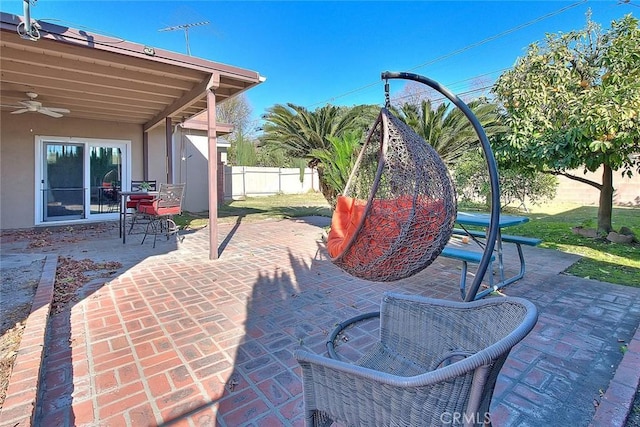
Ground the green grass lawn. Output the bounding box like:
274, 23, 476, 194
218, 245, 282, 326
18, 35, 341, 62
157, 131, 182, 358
218, 192, 331, 222
179, 194, 639, 287
175, 192, 331, 229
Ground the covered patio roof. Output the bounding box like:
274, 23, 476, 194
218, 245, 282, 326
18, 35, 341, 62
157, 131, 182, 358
0, 11, 264, 131
0, 10, 265, 260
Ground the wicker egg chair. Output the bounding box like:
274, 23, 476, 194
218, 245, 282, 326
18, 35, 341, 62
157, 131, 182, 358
326, 107, 457, 282
326, 72, 500, 300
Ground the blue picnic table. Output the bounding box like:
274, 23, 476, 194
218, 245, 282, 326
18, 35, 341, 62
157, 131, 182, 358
451, 212, 541, 299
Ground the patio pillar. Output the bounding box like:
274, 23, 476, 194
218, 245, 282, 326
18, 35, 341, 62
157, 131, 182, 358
142, 132, 149, 180
206, 86, 219, 260
165, 118, 173, 183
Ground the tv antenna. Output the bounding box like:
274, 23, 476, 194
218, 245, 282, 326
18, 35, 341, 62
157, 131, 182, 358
158, 21, 209, 56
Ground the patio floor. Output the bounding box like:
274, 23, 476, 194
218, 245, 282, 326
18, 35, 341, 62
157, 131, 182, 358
0, 217, 639, 426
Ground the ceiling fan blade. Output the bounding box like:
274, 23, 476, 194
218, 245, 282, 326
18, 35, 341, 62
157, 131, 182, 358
38, 108, 63, 118
11, 109, 29, 114
46, 107, 71, 114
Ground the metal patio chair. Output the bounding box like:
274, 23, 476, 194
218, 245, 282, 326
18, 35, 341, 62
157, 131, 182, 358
127, 180, 157, 233
137, 183, 185, 247
126, 180, 157, 210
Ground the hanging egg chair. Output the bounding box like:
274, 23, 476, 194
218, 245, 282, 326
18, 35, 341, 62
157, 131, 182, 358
326, 72, 500, 300
326, 107, 456, 281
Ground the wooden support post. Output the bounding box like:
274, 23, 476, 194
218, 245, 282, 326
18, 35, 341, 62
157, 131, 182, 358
165, 118, 173, 183
207, 88, 218, 260
143, 132, 149, 180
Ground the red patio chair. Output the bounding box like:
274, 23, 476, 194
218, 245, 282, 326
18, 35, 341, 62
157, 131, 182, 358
137, 183, 186, 247
126, 180, 158, 233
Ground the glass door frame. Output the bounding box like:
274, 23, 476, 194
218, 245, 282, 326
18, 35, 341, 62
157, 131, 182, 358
34, 136, 131, 225
42, 140, 85, 222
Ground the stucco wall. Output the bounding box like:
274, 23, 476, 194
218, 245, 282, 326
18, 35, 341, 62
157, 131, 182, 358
176, 134, 211, 213
146, 126, 168, 186
173, 132, 228, 213
0, 112, 144, 229
553, 167, 640, 207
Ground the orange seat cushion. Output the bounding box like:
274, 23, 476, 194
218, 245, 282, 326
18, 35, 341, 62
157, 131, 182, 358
326, 196, 367, 258
138, 203, 181, 216
130, 194, 153, 200
327, 195, 447, 277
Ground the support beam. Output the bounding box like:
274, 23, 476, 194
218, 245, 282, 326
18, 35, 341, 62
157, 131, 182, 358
206, 88, 219, 260
144, 74, 220, 132
143, 132, 149, 179
165, 118, 173, 183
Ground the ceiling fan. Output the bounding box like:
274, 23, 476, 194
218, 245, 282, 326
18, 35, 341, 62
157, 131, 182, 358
9, 92, 70, 118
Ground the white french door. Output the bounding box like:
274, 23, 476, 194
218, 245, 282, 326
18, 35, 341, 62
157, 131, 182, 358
35, 136, 131, 224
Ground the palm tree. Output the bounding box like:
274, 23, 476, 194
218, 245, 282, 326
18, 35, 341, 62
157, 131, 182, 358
260, 103, 377, 205
395, 99, 506, 167
309, 131, 362, 205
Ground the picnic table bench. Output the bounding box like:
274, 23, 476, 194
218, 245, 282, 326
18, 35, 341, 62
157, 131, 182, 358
440, 213, 542, 300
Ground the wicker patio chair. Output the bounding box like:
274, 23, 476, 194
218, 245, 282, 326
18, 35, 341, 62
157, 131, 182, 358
295, 292, 538, 427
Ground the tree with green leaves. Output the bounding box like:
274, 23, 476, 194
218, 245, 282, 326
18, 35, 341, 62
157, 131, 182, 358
394, 99, 506, 167
260, 103, 377, 204
493, 13, 640, 233
229, 129, 257, 166
454, 149, 558, 211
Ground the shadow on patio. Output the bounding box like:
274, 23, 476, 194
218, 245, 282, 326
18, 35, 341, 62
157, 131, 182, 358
0, 217, 638, 426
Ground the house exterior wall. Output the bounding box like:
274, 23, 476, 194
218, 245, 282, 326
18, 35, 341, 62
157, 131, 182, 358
0, 111, 143, 229
176, 133, 211, 213
146, 126, 169, 185
174, 132, 229, 213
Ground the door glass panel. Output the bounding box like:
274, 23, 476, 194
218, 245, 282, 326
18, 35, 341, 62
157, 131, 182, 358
43, 143, 84, 221
90, 147, 122, 214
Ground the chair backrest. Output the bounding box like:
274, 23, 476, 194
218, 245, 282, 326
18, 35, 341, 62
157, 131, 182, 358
157, 183, 185, 211
131, 180, 157, 192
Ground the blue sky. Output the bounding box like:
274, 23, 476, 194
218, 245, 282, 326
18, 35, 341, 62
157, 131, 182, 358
3, 1, 637, 127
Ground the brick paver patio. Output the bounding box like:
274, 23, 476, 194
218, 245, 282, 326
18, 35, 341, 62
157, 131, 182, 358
0, 217, 638, 426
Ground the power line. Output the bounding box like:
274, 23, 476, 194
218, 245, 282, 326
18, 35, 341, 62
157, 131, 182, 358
407, 0, 587, 73
391, 67, 510, 103
618, 0, 640, 8
307, 0, 587, 109
393, 85, 495, 107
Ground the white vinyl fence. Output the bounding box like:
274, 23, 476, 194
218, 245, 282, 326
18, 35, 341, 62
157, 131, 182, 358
223, 166, 320, 200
